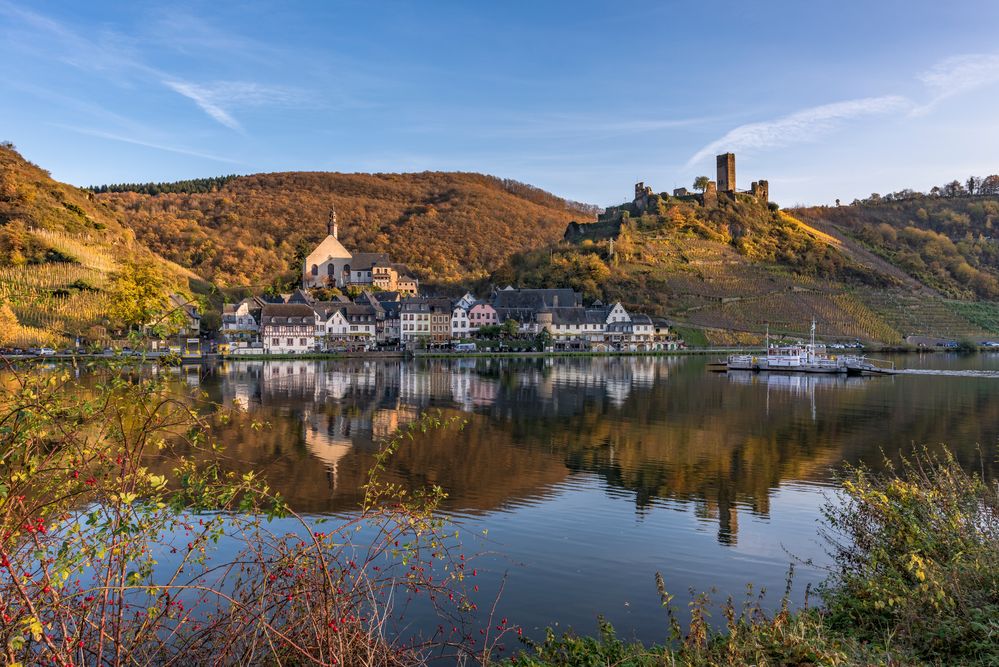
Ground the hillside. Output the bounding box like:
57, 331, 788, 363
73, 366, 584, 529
494, 189, 999, 345
95, 172, 597, 289
0, 144, 204, 346
794, 196, 999, 299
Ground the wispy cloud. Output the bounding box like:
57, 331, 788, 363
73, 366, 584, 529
915, 53, 999, 113
52, 124, 242, 164
163, 80, 303, 132
2, 2, 307, 134
686, 96, 911, 168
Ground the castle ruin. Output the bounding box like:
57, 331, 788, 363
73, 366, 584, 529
750, 179, 769, 202
633, 182, 655, 212
627, 152, 769, 214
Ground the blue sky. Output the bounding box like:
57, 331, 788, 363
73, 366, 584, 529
3, 1, 999, 207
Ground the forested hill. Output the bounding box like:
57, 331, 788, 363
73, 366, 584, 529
0, 144, 200, 345
96, 171, 599, 288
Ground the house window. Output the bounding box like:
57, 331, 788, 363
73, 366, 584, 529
300, 338, 306, 346
286, 338, 293, 346
311, 264, 318, 276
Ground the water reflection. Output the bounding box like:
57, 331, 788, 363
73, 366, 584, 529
163, 356, 999, 550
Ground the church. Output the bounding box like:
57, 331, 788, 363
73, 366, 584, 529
302, 207, 419, 295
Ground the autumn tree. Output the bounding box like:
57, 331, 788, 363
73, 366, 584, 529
501, 318, 519, 338
693, 176, 711, 193
0, 302, 20, 345
943, 180, 965, 198
108, 261, 172, 332
980, 175, 999, 195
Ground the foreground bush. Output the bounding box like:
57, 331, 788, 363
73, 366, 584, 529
821, 450, 999, 664
0, 363, 505, 665
509, 450, 999, 666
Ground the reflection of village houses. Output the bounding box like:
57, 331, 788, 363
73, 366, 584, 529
203, 355, 885, 544
214, 357, 679, 497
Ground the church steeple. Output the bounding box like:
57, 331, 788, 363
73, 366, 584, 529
327, 206, 338, 239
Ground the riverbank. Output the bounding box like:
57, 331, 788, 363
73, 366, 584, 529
9, 344, 993, 364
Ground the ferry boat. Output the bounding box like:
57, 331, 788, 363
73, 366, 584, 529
725, 321, 889, 375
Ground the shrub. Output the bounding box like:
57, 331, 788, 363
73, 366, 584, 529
820, 449, 999, 664
0, 363, 503, 665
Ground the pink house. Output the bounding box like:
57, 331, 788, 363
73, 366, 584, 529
468, 302, 498, 330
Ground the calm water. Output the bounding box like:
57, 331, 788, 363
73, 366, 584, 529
156, 354, 999, 642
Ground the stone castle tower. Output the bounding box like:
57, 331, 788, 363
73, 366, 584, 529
751, 180, 769, 203
716, 153, 736, 193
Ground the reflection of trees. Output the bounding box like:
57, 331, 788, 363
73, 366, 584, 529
160, 358, 999, 545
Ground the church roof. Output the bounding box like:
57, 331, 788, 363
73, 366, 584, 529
349, 252, 390, 271
305, 234, 352, 266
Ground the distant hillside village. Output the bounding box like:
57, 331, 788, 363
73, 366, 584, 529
220, 206, 680, 354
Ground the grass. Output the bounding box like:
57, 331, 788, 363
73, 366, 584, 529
945, 299, 999, 335
670, 325, 709, 347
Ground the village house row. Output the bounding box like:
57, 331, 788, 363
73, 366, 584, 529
220, 208, 680, 353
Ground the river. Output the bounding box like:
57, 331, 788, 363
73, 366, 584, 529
147, 353, 999, 643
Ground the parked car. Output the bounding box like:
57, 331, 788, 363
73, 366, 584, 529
39, 347, 56, 356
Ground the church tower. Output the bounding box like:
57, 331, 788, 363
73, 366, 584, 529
327, 206, 338, 239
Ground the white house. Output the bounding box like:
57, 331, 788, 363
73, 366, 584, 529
537, 307, 608, 349
455, 292, 476, 310
451, 305, 471, 339
606, 314, 655, 351
317, 303, 377, 350
220, 297, 263, 343
260, 304, 319, 354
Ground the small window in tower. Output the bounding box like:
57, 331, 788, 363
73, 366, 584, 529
311, 264, 318, 276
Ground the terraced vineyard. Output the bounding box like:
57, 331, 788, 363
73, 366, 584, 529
857, 291, 996, 339
944, 301, 999, 336
679, 290, 901, 342
0, 263, 117, 344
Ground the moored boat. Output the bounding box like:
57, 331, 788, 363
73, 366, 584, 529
724, 321, 889, 375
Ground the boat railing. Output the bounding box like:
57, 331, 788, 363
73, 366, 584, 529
860, 356, 896, 371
